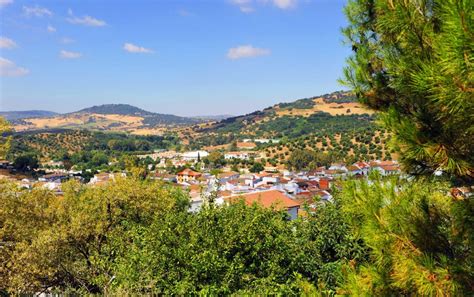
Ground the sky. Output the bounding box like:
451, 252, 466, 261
0, 0, 351, 116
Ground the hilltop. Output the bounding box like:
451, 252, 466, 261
8, 91, 393, 167
190, 91, 374, 138
76, 104, 154, 116
183, 91, 392, 162
11, 104, 200, 133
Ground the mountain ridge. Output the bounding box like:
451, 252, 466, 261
75, 104, 154, 116
0, 110, 59, 121
9, 103, 200, 132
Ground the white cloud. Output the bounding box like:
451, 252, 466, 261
0, 0, 13, 8
230, 0, 297, 12
0, 57, 29, 77
67, 11, 106, 27
271, 0, 297, 9
0, 37, 17, 49
23, 5, 52, 17
47, 25, 56, 32
60, 50, 82, 59
230, 0, 254, 13
60, 37, 75, 44
123, 43, 154, 54
227, 45, 270, 60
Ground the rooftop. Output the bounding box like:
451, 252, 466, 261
224, 190, 300, 210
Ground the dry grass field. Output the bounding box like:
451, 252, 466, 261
274, 97, 374, 117
15, 113, 144, 132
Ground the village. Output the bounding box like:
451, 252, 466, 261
0, 144, 404, 220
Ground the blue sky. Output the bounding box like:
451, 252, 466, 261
0, 0, 350, 116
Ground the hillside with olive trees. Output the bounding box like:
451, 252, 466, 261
182, 91, 394, 163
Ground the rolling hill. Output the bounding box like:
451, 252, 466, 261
8, 91, 394, 163
0, 110, 58, 121
11, 104, 201, 133
184, 91, 393, 161
192, 91, 374, 137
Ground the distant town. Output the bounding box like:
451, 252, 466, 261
0, 137, 405, 221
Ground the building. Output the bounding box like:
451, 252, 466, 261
222, 190, 300, 220
89, 172, 126, 185
0, 160, 11, 169
151, 172, 176, 182
372, 164, 400, 176
39, 172, 69, 182
329, 163, 348, 172
224, 151, 251, 160
217, 171, 240, 182
181, 151, 209, 162
177, 168, 202, 183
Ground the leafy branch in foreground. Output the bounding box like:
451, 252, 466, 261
338, 175, 474, 295
341, 0, 473, 182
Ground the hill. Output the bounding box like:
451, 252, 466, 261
76, 104, 154, 116
0, 110, 58, 121
9, 129, 179, 162
192, 91, 374, 138
11, 104, 200, 133
184, 91, 394, 162
191, 114, 234, 121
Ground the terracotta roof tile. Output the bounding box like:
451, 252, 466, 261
225, 190, 300, 210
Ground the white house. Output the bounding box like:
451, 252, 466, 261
181, 150, 209, 161
224, 152, 250, 160
372, 165, 401, 176
329, 163, 348, 172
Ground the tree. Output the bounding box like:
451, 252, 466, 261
13, 154, 39, 172
206, 151, 225, 169
249, 162, 264, 173
59, 152, 73, 170
338, 175, 474, 295
0, 117, 11, 159
341, 0, 473, 182
287, 149, 341, 171
287, 149, 315, 171
91, 151, 109, 167
110, 200, 364, 295
0, 177, 189, 293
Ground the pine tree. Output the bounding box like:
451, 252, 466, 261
341, 0, 473, 183
338, 175, 474, 296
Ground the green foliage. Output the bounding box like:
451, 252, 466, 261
77, 103, 199, 126
287, 149, 342, 171
13, 153, 39, 171
0, 177, 189, 293
341, 0, 474, 181
190, 91, 381, 156
0, 177, 365, 295
278, 97, 316, 109
111, 200, 363, 294
8, 130, 179, 172
204, 151, 226, 169
338, 176, 474, 295
0, 117, 12, 159
249, 161, 264, 173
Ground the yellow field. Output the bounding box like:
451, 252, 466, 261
274, 97, 374, 117
14, 113, 144, 132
